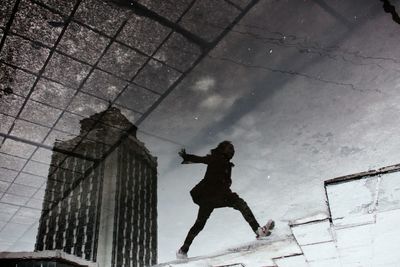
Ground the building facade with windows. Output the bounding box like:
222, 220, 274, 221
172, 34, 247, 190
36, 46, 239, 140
35, 107, 158, 267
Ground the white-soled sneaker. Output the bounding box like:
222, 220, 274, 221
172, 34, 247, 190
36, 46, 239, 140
176, 248, 188, 260
256, 219, 275, 239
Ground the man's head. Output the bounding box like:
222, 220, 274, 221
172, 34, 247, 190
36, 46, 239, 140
214, 140, 235, 159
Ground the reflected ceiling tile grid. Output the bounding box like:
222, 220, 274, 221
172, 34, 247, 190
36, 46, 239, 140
43, 52, 91, 88
10, 119, 51, 143
0, 64, 37, 97
97, 42, 149, 80
81, 69, 129, 101
0, 2, 86, 232
133, 59, 182, 94
0, 0, 260, 252
34, 0, 79, 16
31, 78, 77, 109
115, 83, 160, 113
0, 168, 19, 183
0, 0, 16, 29
0, 139, 37, 159
0, 114, 15, 134
0, 153, 27, 172
74, 0, 131, 36
57, 22, 110, 65
153, 32, 202, 72
0, 94, 25, 117
10, 0, 64, 47
179, 0, 241, 42
0, 35, 51, 74
14, 172, 46, 188
19, 100, 63, 127
117, 13, 172, 56
136, 0, 194, 22
54, 111, 84, 136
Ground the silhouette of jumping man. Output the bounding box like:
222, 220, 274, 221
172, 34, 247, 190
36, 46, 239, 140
176, 141, 275, 259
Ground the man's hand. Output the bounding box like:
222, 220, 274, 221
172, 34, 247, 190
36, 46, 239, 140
179, 148, 187, 159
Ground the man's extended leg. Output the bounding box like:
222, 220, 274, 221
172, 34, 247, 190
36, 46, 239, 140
179, 205, 214, 255
227, 193, 260, 232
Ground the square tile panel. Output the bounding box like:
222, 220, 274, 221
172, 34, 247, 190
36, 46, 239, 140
0, 222, 31, 238
227, 0, 252, 8
31, 78, 76, 109
31, 148, 54, 165
11, 0, 63, 47
15, 172, 46, 188
291, 220, 333, 246
0, 35, 50, 74
154, 32, 202, 72
0, 138, 37, 158
0, 212, 16, 223
11, 119, 51, 143
308, 258, 341, 267
137, 0, 193, 22
10, 214, 37, 225
16, 207, 42, 218
118, 13, 171, 56
377, 172, 400, 212
43, 129, 79, 146
326, 177, 378, 221
179, 0, 240, 42
338, 244, 372, 267
67, 92, 108, 117
274, 255, 309, 267
0, 94, 25, 117
115, 105, 138, 125
0, 64, 37, 97
25, 198, 44, 209
35, 0, 78, 16
0, 167, 19, 182
98, 42, 148, 80
0, 202, 19, 214
0, 153, 27, 171
19, 100, 63, 127
7, 183, 38, 197
374, 209, 400, 261
23, 160, 50, 178
58, 22, 110, 64
43, 52, 91, 88
115, 83, 159, 113
0, 0, 15, 28
0, 113, 14, 134
1, 193, 30, 206
0, 181, 10, 193
32, 188, 45, 200
302, 241, 338, 262
134, 59, 181, 94
54, 111, 84, 135
82, 69, 128, 100
74, 0, 131, 36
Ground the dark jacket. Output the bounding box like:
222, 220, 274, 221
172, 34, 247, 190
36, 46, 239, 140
182, 153, 235, 206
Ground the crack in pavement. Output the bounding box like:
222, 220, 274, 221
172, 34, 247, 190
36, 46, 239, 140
207, 54, 384, 95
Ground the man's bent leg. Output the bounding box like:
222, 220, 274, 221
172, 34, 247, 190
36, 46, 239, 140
180, 206, 214, 253
227, 193, 260, 232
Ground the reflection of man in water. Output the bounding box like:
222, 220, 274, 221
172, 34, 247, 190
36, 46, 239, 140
176, 141, 274, 259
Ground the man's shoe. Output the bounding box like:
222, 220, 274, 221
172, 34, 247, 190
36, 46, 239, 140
256, 219, 275, 239
176, 248, 188, 260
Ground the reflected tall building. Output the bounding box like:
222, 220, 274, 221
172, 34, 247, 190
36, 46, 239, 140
35, 107, 158, 267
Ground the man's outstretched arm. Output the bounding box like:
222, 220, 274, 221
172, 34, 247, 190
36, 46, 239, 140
179, 149, 210, 164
